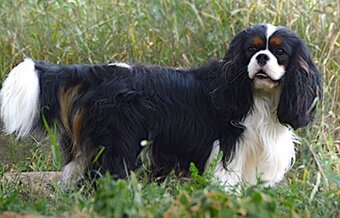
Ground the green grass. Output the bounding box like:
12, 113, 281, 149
0, 0, 339, 217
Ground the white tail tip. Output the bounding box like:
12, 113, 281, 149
0, 58, 40, 137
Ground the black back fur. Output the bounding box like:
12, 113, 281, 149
35, 60, 250, 178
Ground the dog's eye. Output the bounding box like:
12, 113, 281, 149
275, 48, 285, 55
248, 46, 257, 53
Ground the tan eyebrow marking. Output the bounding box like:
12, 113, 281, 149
252, 37, 265, 47
270, 37, 283, 46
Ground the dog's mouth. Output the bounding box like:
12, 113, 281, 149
253, 70, 279, 90
254, 70, 271, 80
254, 70, 281, 82
255, 70, 268, 79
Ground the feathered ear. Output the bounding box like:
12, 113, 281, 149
212, 30, 253, 122
211, 30, 254, 168
277, 39, 322, 129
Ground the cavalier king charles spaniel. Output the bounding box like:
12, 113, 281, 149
0, 24, 322, 189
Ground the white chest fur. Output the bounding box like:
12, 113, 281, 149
209, 92, 296, 189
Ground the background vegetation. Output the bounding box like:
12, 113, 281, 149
0, 0, 338, 217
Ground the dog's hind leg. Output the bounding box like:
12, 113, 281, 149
61, 152, 88, 186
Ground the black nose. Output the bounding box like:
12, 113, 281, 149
256, 54, 269, 66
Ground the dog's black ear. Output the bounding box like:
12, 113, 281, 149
212, 29, 253, 122
277, 38, 322, 129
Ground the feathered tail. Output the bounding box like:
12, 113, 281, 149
0, 58, 40, 137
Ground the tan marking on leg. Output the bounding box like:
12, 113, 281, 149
59, 85, 82, 157
71, 109, 86, 157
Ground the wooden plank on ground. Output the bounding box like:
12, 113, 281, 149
2, 172, 62, 188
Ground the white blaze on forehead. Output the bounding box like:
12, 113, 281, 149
266, 24, 278, 39
265, 24, 278, 48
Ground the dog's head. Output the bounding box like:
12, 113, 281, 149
220, 24, 322, 129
